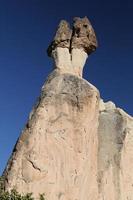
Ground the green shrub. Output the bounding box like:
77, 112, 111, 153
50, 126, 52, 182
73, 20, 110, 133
0, 176, 4, 193
0, 189, 34, 200
0, 189, 45, 200
0, 176, 45, 200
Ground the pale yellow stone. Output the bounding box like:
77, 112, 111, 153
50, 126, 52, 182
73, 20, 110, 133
52, 47, 88, 77
4, 72, 100, 200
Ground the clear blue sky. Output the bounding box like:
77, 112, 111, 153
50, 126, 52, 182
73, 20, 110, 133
0, 0, 133, 175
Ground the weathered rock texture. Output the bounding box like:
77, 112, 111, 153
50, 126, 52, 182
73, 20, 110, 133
3, 71, 100, 199
3, 17, 133, 200
98, 100, 133, 200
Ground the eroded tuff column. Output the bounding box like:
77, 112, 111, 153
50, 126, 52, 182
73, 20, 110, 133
3, 72, 100, 200
3, 17, 100, 199
47, 17, 98, 77
3, 16, 133, 200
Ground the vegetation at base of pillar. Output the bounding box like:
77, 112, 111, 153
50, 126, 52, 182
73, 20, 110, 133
0, 176, 45, 200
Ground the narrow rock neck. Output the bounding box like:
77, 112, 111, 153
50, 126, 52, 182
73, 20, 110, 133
52, 47, 88, 77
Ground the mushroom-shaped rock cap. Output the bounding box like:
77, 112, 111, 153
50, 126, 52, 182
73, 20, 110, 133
47, 16, 98, 57
47, 20, 72, 57
71, 17, 98, 54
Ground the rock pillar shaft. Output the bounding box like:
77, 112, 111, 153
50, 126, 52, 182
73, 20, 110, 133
3, 72, 100, 200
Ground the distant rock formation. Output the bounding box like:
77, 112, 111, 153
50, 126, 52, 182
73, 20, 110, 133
98, 100, 133, 200
3, 17, 133, 200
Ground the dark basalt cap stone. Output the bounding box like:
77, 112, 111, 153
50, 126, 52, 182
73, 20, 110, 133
47, 16, 98, 57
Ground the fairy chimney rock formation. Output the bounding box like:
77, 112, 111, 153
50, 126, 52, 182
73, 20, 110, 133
47, 17, 98, 77
3, 17, 133, 200
4, 17, 99, 200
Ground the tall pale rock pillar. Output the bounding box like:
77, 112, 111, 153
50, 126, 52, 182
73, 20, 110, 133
3, 17, 99, 199
4, 16, 133, 200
